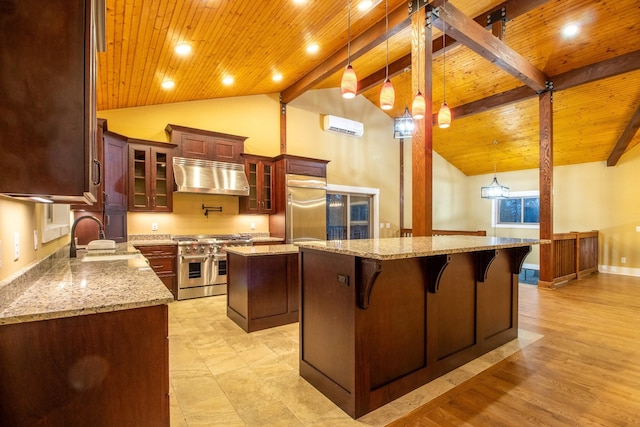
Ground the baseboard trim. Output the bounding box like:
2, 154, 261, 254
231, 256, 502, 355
598, 265, 640, 277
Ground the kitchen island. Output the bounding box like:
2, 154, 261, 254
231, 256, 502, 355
296, 236, 541, 418
0, 245, 173, 426
226, 244, 299, 332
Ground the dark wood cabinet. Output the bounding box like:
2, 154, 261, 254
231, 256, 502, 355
128, 140, 176, 212
240, 154, 274, 214
72, 125, 128, 243
103, 129, 129, 241
165, 124, 247, 163
272, 154, 329, 178
0, 305, 170, 426
0, 0, 100, 204
136, 245, 178, 298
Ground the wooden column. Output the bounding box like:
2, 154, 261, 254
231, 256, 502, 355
411, 8, 433, 237
538, 90, 554, 288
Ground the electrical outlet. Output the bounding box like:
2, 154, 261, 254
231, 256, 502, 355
621, 257, 626, 264
386, 223, 391, 229
636, 226, 640, 232
151, 222, 158, 231
380, 223, 384, 229
14, 232, 19, 261
33, 230, 38, 250
250, 222, 256, 230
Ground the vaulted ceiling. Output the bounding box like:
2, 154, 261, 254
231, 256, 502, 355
97, 0, 640, 176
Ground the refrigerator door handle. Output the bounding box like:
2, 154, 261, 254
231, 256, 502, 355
288, 193, 293, 243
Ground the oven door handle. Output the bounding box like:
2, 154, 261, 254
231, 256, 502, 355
180, 255, 210, 262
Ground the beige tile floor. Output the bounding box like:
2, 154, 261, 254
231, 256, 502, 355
169, 296, 543, 426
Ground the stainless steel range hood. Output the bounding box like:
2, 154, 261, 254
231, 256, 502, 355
173, 157, 250, 196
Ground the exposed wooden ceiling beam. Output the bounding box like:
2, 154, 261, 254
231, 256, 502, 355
554, 49, 640, 91
280, 3, 409, 104
360, 0, 550, 94
431, 0, 548, 92
607, 103, 640, 166
439, 49, 640, 123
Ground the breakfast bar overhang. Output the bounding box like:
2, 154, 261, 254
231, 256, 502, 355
296, 236, 543, 419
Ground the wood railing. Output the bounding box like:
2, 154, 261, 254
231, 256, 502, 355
400, 229, 487, 237
550, 230, 599, 285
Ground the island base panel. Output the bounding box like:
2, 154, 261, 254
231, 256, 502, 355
299, 247, 524, 418
227, 252, 299, 332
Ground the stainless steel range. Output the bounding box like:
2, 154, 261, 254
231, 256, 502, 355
173, 234, 253, 300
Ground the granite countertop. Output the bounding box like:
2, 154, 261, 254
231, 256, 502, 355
295, 236, 547, 260
225, 244, 298, 256
0, 244, 174, 326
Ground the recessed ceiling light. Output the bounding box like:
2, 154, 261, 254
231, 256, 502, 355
561, 23, 580, 38
358, 0, 381, 11
272, 73, 283, 82
161, 80, 175, 90
174, 43, 192, 55
222, 76, 234, 85
306, 43, 319, 54
293, 0, 307, 4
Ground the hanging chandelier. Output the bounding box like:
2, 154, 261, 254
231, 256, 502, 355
481, 140, 509, 199
393, 106, 413, 139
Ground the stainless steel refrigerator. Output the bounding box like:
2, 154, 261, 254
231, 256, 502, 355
286, 174, 327, 243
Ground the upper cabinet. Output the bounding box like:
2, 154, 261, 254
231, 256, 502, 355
165, 124, 247, 163
240, 154, 274, 214
128, 140, 177, 212
0, 0, 101, 204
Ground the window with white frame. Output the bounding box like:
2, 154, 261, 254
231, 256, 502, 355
493, 191, 540, 228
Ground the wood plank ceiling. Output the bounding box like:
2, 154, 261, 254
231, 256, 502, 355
97, 0, 640, 176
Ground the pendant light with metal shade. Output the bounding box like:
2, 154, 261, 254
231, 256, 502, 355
437, 1, 451, 128
379, 0, 395, 110
341, 0, 357, 99
394, 69, 413, 138
481, 140, 509, 199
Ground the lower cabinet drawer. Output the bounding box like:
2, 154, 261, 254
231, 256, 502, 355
146, 256, 175, 275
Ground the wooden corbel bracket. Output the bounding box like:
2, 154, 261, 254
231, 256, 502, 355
476, 249, 499, 283
357, 258, 382, 310
510, 246, 532, 275
425, 254, 451, 293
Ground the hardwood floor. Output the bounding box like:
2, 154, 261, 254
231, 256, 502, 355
389, 273, 640, 426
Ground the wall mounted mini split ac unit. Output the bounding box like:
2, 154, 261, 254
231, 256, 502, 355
322, 115, 364, 137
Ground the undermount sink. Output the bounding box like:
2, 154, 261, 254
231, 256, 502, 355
81, 253, 145, 262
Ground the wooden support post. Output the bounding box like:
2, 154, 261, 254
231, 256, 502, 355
538, 90, 554, 288
279, 101, 287, 154
411, 8, 433, 236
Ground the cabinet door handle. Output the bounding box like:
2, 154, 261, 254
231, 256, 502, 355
93, 159, 102, 186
